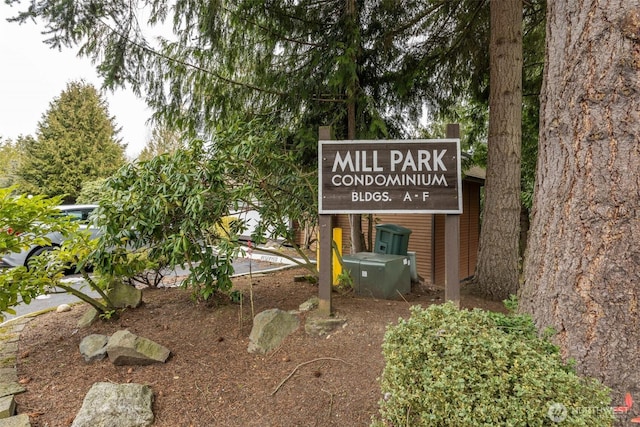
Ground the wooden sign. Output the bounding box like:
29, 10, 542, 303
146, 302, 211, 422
319, 139, 462, 214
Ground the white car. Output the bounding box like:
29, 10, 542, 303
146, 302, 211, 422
1, 204, 101, 268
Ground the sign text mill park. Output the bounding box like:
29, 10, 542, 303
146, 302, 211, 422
319, 139, 462, 214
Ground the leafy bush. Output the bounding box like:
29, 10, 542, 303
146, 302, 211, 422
375, 302, 614, 426
211, 120, 318, 272
93, 143, 239, 301
94, 123, 320, 301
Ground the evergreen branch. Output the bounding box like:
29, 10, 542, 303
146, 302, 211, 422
97, 15, 348, 106
381, 1, 448, 44
223, 6, 325, 49
94, 19, 287, 98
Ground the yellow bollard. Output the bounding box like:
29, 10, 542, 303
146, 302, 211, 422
332, 227, 342, 286
316, 227, 343, 286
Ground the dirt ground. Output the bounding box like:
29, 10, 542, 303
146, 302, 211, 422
15, 263, 506, 427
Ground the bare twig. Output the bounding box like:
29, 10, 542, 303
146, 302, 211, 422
271, 357, 350, 396
396, 289, 410, 305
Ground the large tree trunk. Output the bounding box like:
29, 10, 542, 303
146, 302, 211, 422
474, 0, 522, 299
348, 98, 364, 253
520, 0, 640, 407
345, 0, 364, 254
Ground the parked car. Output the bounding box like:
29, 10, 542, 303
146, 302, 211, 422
1, 204, 101, 268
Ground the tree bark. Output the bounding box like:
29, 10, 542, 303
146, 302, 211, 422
474, 0, 522, 299
345, 0, 364, 253
348, 94, 364, 252
521, 0, 640, 407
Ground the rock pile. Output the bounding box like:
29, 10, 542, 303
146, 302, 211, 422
79, 330, 170, 366
2, 295, 343, 426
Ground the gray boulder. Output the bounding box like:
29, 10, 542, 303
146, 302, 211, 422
107, 281, 142, 309
106, 330, 170, 366
79, 334, 109, 363
71, 382, 154, 427
248, 309, 299, 354
298, 297, 319, 313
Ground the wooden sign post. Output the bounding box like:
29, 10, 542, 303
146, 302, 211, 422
318, 126, 333, 316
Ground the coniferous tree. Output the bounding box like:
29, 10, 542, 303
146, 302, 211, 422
473, 0, 523, 300
137, 125, 185, 162
521, 0, 640, 405
18, 81, 126, 202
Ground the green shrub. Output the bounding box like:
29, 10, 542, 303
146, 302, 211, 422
375, 302, 614, 426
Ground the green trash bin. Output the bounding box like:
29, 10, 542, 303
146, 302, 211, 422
374, 224, 412, 256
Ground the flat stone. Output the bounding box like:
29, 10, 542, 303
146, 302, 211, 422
0, 334, 18, 344
0, 358, 15, 370
0, 395, 16, 418
71, 382, 153, 427
0, 343, 18, 358
0, 383, 25, 399
6, 321, 29, 334
0, 414, 31, 427
0, 370, 17, 384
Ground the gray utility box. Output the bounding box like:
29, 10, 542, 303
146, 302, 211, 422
374, 224, 412, 256
343, 252, 411, 299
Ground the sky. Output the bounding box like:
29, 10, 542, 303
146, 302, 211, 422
0, 5, 151, 159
